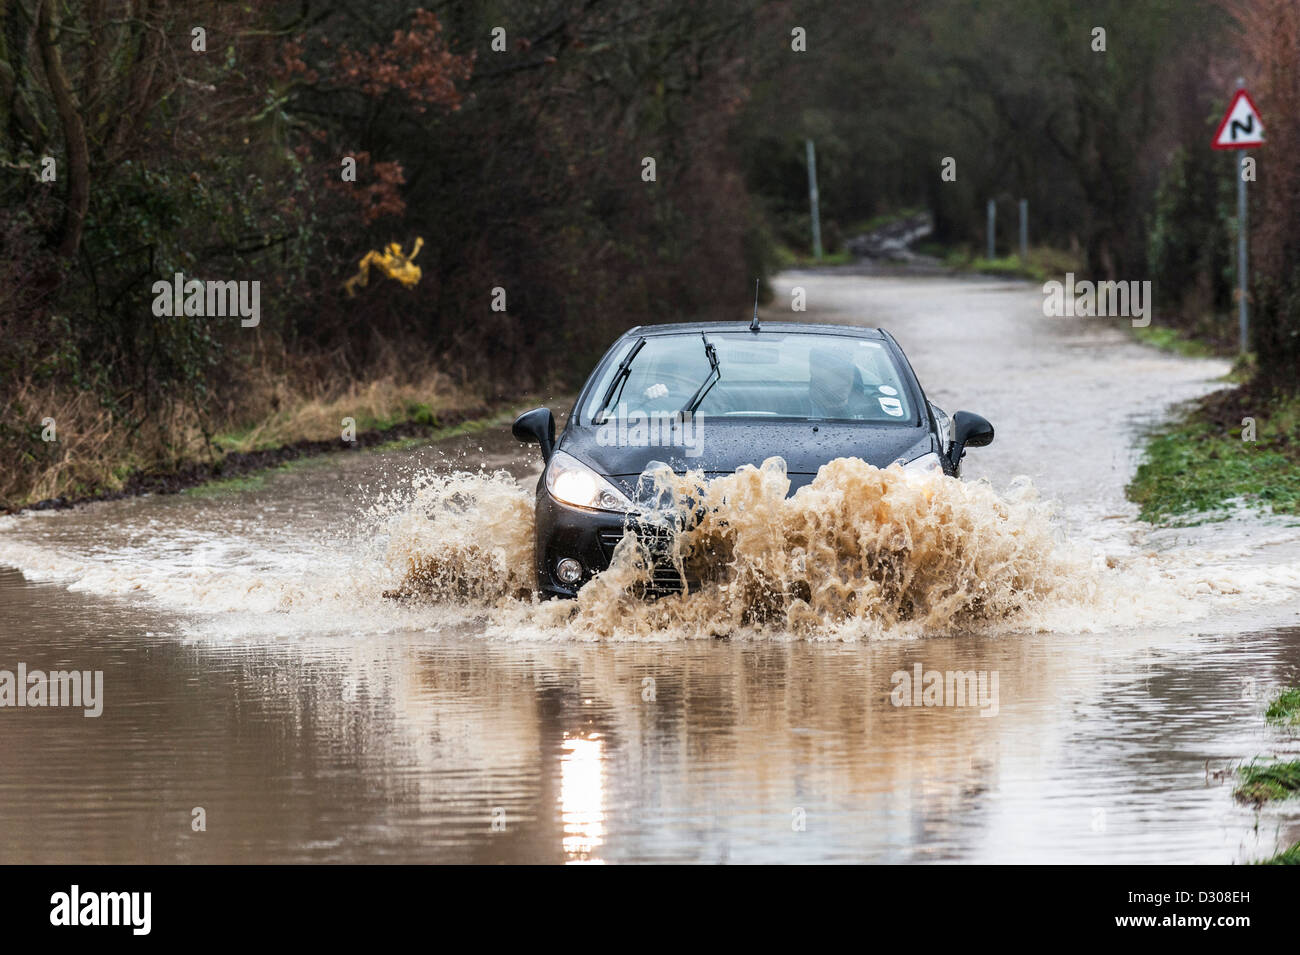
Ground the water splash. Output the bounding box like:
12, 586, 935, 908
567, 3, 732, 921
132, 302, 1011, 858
385, 456, 1179, 640
379, 468, 535, 603
564, 457, 1086, 638
2, 454, 1295, 643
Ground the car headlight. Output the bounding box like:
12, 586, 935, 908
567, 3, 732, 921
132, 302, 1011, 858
545, 450, 635, 512
900, 451, 945, 475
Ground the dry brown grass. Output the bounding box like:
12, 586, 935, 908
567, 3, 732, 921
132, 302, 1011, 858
213, 366, 478, 453
2, 345, 486, 510
1, 376, 205, 506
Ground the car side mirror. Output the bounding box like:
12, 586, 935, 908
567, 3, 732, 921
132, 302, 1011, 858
512, 407, 556, 462
950, 410, 994, 466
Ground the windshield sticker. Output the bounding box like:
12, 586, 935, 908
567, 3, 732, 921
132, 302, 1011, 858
877, 385, 898, 396
878, 397, 904, 416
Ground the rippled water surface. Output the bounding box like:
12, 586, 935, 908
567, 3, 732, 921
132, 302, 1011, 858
3, 272, 1299, 863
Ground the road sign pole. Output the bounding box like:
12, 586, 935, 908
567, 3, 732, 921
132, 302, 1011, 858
987, 199, 996, 260
805, 139, 823, 261
1238, 150, 1249, 353
1214, 78, 1263, 354
1018, 199, 1028, 260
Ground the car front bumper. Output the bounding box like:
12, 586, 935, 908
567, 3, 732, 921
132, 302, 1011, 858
533, 490, 694, 599
532, 489, 631, 598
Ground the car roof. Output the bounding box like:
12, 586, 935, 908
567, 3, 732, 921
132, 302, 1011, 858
621, 321, 889, 340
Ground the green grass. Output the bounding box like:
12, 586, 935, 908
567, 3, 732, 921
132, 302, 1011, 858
1130, 320, 1241, 362
368, 408, 520, 453
211, 400, 441, 454
184, 474, 270, 497
1234, 760, 1300, 805
773, 245, 854, 268
1131, 325, 1216, 359
1265, 687, 1300, 727
1256, 841, 1300, 865
184, 456, 329, 497
1127, 392, 1300, 525
941, 245, 1081, 284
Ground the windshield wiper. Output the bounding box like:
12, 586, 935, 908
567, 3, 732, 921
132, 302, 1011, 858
679, 331, 720, 418
592, 337, 646, 424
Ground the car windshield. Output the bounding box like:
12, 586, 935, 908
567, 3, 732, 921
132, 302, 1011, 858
583, 331, 913, 424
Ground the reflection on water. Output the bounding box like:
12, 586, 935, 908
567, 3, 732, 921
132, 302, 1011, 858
561, 735, 606, 863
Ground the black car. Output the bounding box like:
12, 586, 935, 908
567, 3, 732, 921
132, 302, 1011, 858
513, 321, 994, 598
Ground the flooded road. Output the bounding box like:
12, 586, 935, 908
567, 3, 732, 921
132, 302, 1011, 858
3, 271, 1299, 863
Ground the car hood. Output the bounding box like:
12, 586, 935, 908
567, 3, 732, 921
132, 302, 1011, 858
559, 421, 933, 495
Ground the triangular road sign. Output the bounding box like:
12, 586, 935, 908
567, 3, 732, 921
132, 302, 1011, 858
1212, 89, 1265, 149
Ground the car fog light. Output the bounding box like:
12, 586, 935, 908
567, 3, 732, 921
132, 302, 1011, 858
555, 557, 583, 585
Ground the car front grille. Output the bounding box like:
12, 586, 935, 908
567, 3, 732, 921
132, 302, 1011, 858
597, 527, 627, 557
597, 526, 698, 596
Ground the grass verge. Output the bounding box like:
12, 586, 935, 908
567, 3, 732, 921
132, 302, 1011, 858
1231, 688, 1300, 862
1234, 759, 1300, 806
11, 398, 535, 513
939, 245, 1081, 284
1126, 387, 1300, 525
773, 245, 855, 268
209, 372, 471, 455
1257, 841, 1300, 865
184, 405, 528, 499
1266, 687, 1300, 727
1130, 325, 1218, 358
2, 354, 499, 511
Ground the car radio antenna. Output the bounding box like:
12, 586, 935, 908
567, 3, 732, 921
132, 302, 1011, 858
749, 278, 760, 332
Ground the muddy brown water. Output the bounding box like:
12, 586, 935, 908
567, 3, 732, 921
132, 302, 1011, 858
2, 271, 1299, 863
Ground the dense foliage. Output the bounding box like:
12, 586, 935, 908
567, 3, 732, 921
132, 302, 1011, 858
0, 0, 1295, 506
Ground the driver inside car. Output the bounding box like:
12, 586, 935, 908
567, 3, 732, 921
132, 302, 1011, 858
808, 347, 871, 419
